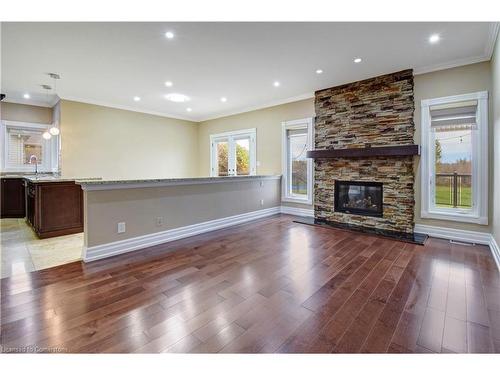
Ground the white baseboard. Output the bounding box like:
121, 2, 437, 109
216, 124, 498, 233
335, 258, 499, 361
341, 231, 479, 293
82, 207, 500, 273
414, 224, 491, 245
415, 223, 500, 271
83, 206, 281, 262
489, 234, 500, 271
280, 205, 314, 217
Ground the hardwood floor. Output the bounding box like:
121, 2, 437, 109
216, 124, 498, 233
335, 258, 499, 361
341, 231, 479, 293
1, 214, 499, 353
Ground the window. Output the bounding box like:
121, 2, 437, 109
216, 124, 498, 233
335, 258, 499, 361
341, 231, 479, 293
421, 92, 488, 225
210, 128, 256, 176
1, 121, 57, 173
282, 118, 313, 204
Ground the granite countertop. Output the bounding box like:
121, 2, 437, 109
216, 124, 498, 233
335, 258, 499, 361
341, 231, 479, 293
77, 175, 282, 190
0, 174, 101, 183
1, 173, 49, 179
24, 176, 102, 183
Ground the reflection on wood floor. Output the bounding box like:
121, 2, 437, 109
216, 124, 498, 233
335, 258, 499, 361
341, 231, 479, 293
1, 214, 499, 353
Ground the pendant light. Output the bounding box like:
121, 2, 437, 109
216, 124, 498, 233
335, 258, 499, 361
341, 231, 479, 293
40, 83, 53, 140
47, 73, 61, 137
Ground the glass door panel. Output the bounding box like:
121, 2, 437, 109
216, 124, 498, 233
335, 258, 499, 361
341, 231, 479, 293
235, 137, 250, 176
214, 139, 229, 176
288, 132, 308, 197
433, 129, 473, 209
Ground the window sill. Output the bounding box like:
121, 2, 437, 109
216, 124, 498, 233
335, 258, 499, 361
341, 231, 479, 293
421, 210, 488, 225
282, 196, 313, 205
3, 167, 52, 173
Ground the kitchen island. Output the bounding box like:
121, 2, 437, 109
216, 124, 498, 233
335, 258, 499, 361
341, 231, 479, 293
0, 174, 99, 238
24, 176, 100, 238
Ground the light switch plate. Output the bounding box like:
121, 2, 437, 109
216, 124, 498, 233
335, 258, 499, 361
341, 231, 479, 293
117, 222, 126, 233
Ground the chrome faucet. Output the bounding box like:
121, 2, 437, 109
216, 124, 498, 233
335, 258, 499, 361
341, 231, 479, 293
29, 155, 38, 175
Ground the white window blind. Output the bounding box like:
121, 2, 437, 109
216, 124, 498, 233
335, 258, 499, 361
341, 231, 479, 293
7, 127, 44, 166
430, 100, 478, 131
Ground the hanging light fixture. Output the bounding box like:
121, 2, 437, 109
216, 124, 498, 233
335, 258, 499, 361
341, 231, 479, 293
39, 84, 53, 140
47, 73, 61, 137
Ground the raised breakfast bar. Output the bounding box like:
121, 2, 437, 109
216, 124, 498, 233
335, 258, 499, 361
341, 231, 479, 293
77, 175, 281, 262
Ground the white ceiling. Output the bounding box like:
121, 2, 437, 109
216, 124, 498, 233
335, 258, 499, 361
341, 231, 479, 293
1, 22, 497, 122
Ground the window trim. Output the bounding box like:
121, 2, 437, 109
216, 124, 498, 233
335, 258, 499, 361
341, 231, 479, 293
420, 91, 488, 225
1, 120, 58, 173
209, 128, 256, 177
281, 117, 314, 205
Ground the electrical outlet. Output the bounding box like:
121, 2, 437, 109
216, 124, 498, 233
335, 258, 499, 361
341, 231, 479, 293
156, 216, 164, 226
117, 222, 126, 233
260, 199, 264, 206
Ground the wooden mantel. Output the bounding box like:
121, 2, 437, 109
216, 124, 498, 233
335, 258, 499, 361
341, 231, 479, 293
306, 145, 420, 159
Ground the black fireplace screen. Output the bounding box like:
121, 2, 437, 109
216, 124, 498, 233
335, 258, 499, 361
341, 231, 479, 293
334, 180, 383, 217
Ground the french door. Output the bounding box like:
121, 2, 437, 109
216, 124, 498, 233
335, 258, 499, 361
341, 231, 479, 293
210, 129, 256, 177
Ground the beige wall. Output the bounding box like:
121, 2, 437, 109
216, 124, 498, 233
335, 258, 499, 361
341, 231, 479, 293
197, 98, 315, 209
84, 178, 281, 248
197, 99, 314, 176
59, 100, 199, 180
414, 62, 493, 233
492, 36, 500, 245
0, 102, 53, 124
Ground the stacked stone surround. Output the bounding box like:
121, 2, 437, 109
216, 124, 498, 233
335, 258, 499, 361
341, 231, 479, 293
314, 69, 415, 234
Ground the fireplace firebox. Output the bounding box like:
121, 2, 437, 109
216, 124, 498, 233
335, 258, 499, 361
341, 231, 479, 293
334, 180, 383, 217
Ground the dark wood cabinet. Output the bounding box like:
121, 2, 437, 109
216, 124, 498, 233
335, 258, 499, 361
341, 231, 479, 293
26, 180, 84, 238
1, 178, 26, 218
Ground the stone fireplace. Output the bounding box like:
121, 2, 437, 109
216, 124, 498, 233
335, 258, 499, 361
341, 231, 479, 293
311, 69, 419, 239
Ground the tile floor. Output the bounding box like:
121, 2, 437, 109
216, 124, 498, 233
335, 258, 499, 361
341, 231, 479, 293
0, 218, 83, 278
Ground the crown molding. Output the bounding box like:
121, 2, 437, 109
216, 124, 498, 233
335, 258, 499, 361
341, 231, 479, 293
413, 54, 491, 75
11, 92, 314, 124
59, 95, 197, 123
3, 94, 60, 108
2, 98, 52, 108
485, 22, 500, 59
414, 22, 499, 75
198, 93, 314, 122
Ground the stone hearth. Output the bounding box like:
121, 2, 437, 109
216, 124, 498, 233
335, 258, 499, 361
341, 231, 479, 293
313, 69, 416, 234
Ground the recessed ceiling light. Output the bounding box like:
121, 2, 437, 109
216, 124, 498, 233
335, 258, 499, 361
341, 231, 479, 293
186, 107, 192, 112
23, 93, 30, 99
429, 34, 440, 44
220, 97, 227, 102
133, 96, 141, 102
316, 69, 323, 74
165, 81, 173, 87
273, 81, 280, 87
165, 93, 190, 103
354, 58, 362, 63
165, 31, 174, 39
